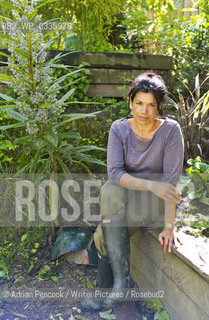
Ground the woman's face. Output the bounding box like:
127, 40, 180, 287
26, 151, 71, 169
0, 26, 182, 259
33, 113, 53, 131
129, 91, 158, 126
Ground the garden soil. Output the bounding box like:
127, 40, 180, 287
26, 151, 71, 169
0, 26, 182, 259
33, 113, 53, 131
0, 241, 142, 320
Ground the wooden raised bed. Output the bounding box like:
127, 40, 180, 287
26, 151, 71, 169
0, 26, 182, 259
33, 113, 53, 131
47, 51, 173, 98
130, 227, 209, 320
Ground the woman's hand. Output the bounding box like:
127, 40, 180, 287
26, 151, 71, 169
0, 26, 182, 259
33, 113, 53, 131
159, 227, 182, 253
149, 181, 181, 203
159, 227, 175, 253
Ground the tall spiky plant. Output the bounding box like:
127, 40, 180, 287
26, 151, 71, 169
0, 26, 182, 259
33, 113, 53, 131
170, 74, 209, 162
0, 0, 105, 175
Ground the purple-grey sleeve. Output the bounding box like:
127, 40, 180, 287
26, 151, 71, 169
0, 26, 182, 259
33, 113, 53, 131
162, 123, 184, 186
107, 123, 126, 184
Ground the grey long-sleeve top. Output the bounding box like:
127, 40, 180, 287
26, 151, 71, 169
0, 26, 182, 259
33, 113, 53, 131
107, 117, 184, 186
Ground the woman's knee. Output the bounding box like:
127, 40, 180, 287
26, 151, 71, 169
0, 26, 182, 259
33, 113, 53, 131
100, 181, 127, 215
100, 181, 125, 201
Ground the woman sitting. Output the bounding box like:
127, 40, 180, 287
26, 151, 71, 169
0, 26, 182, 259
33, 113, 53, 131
81, 72, 184, 311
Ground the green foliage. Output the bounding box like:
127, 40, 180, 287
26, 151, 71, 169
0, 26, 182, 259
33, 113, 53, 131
52, 62, 92, 103
99, 309, 116, 320
122, 0, 209, 84
0, 260, 10, 279
37, 264, 59, 284
155, 15, 209, 85
0, 227, 63, 284
169, 75, 209, 161
38, 0, 127, 51
78, 276, 96, 288
139, 299, 170, 320
189, 214, 209, 237
0, 110, 19, 171
0, 227, 46, 268
178, 156, 209, 205
176, 210, 209, 237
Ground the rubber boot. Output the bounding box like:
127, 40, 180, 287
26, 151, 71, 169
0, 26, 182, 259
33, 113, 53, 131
101, 213, 131, 309
80, 253, 114, 311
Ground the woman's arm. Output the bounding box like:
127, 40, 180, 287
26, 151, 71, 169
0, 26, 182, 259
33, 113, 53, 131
158, 123, 184, 252
120, 173, 181, 203
120, 173, 181, 254
159, 199, 176, 253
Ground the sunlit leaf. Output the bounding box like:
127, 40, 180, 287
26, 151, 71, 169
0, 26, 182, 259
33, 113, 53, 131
0, 92, 14, 101
59, 88, 75, 103
0, 123, 25, 130
6, 109, 28, 121
99, 309, 116, 320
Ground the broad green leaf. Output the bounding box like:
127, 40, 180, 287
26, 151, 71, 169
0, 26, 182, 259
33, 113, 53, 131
197, 163, 209, 173
58, 77, 83, 93
0, 92, 14, 101
21, 233, 28, 242
0, 73, 12, 84
0, 33, 22, 45
36, 161, 48, 176
45, 69, 81, 93
59, 88, 75, 103
0, 51, 12, 60
44, 158, 52, 174
45, 63, 71, 69
60, 131, 81, 139
64, 101, 103, 105
35, 32, 65, 58
45, 131, 58, 147
190, 173, 204, 188
29, 150, 40, 173
39, 103, 50, 109
99, 309, 116, 320
72, 152, 106, 167
0, 105, 17, 108
74, 315, 89, 319
60, 111, 101, 125
46, 143, 54, 160
0, 15, 12, 21
0, 271, 6, 278
39, 48, 73, 64
73, 145, 106, 152
199, 197, 209, 205
50, 276, 59, 285
62, 111, 101, 118
0, 123, 25, 130
6, 109, 28, 121
15, 163, 31, 175
87, 157, 106, 166
0, 140, 13, 149
14, 136, 33, 144
72, 152, 93, 162
188, 190, 203, 200
57, 156, 71, 175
